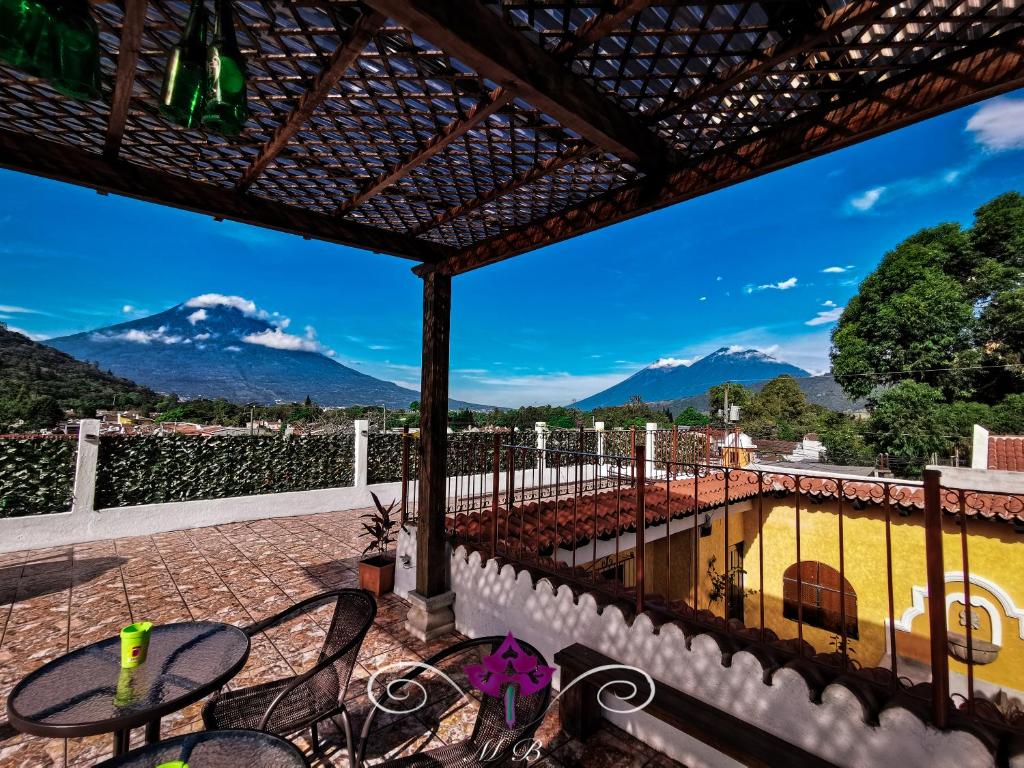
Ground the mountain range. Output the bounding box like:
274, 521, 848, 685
573, 347, 812, 410
655, 374, 866, 416
46, 298, 486, 409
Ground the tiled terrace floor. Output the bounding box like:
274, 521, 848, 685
0, 509, 683, 767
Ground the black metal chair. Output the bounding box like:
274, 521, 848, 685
202, 589, 376, 763
357, 636, 553, 767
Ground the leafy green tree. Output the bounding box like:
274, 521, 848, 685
819, 414, 874, 466
674, 407, 709, 427
832, 193, 1024, 403
22, 395, 64, 430
866, 381, 950, 474
991, 393, 1024, 434
707, 383, 750, 417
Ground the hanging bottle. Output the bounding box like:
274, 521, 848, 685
0, 0, 51, 72
202, 0, 247, 135
160, 0, 208, 128
48, 0, 101, 100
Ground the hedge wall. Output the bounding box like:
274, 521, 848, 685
95, 434, 354, 508
366, 430, 542, 484
0, 436, 77, 518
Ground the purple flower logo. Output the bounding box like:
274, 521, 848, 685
464, 633, 555, 728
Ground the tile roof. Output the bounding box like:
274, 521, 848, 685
988, 435, 1024, 472
450, 469, 1024, 549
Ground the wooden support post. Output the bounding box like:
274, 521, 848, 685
405, 269, 455, 641
490, 433, 500, 555
923, 468, 950, 728
400, 425, 410, 526
635, 444, 646, 617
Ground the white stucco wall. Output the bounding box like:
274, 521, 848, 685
450, 546, 998, 768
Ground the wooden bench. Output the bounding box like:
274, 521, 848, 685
554, 643, 838, 768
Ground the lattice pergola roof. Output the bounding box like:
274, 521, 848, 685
2, 0, 1023, 274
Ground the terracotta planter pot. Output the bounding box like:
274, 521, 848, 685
947, 631, 1000, 665
359, 556, 396, 597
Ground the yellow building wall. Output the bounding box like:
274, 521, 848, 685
739, 498, 1024, 693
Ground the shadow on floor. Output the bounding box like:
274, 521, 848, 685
0, 557, 127, 605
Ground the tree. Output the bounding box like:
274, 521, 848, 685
22, 395, 64, 430
819, 413, 873, 466
674, 407, 709, 427
832, 193, 1024, 403
866, 381, 950, 475
707, 383, 750, 417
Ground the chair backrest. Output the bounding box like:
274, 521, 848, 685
319, 588, 377, 686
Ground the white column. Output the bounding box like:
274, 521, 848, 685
594, 421, 606, 477
72, 419, 100, 515
354, 419, 369, 487
972, 424, 990, 469
646, 422, 657, 477
535, 421, 548, 479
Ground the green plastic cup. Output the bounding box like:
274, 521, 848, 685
120, 621, 153, 668
155, 762, 188, 768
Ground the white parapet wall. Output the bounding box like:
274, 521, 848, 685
0, 425, 598, 553
450, 546, 998, 768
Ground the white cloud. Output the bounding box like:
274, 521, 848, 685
650, 357, 692, 369
193, 333, 211, 341
850, 186, 885, 211
805, 307, 844, 326
966, 98, 1024, 151
186, 294, 259, 317
749, 276, 798, 293
699, 296, 707, 301
822, 266, 847, 274
822, 300, 837, 308
0, 304, 41, 314
6, 325, 47, 341
225, 346, 242, 352
242, 326, 335, 356
187, 309, 208, 325
122, 305, 136, 314
95, 326, 183, 345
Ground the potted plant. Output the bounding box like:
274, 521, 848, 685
358, 491, 398, 596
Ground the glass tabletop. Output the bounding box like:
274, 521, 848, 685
93, 729, 308, 768
7, 621, 250, 738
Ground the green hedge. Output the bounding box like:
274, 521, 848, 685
367, 430, 546, 484
96, 434, 354, 508
0, 436, 77, 518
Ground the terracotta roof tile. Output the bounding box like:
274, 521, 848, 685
989, 435, 1024, 472
451, 469, 1024, 548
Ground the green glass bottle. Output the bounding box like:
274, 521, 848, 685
0, 0, 51, 72
202, 0, 247, 135
160, 0, 208, 128
48, 0, 101, 100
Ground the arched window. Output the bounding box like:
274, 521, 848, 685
783, 561, 858, 639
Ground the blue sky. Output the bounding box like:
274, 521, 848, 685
3, 91, 1024, 407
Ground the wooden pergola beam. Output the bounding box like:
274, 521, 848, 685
334, 87, 515, 216
0, 129, 449, 262
647, 0, 905, 123
103, 0, 148, 159
441, 31, 1024, 274
361, 0, 671, 172
236, 10, 386, 192
553, 0, 656, 58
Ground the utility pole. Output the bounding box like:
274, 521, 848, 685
723, 383, 730, 424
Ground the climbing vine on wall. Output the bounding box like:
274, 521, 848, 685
0, 436, 77, 518
95, 434, 354, 508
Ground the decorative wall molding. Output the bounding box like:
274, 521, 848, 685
893, 572, 1024, 642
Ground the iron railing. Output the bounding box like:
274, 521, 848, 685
434, 439, 1024, 745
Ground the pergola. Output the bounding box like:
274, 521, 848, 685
2, 0, 1023, 637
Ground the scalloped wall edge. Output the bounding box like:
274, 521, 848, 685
450, 545, 999, 768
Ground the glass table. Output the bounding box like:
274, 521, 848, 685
93, 729, 308, 767
6, 621, 250, 755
